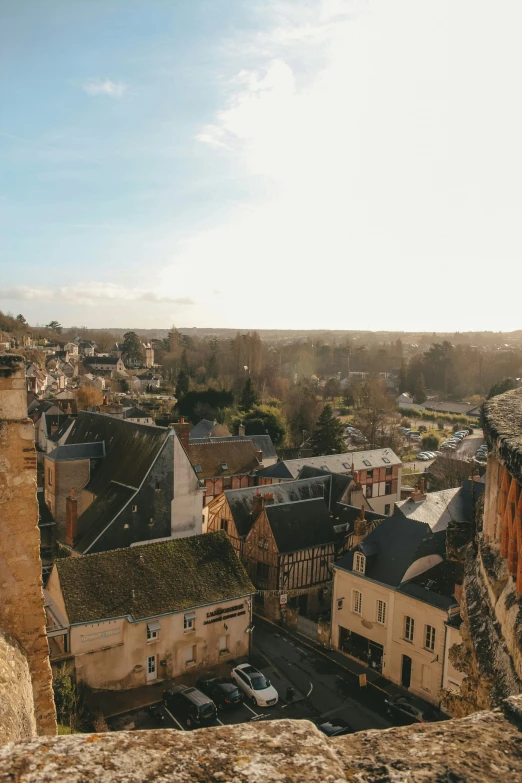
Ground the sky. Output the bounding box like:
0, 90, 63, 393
1, 0, 521, 332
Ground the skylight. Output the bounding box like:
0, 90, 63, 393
194, 465, 202, 474
220, 462, 228, 470
343, 462, 351, 469
363, 459, 372, 467
382, 457, 390, 464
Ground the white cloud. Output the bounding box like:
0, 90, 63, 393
82, 79, 127, 98
180, 0, 522, 331
0, 284, 194, 306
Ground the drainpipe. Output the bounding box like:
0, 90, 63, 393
440, 620, 449, 709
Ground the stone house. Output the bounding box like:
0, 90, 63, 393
255, 449, 402, 516
330, 482, 483, 706
82, 356, 126, 376
45, 531, 255, 690
42, 411, 202, 554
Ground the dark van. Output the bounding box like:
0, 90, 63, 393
163, 685, 217, 729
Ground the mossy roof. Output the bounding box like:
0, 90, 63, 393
55, 531, 255, 625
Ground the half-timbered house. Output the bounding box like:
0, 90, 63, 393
187, 440, 261, 506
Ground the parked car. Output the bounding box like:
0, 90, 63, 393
195, 675, 244, 710
163, 685, 217, 729
384, 695, 438, 725
315, 717, 354, 736
231, 663, 279, 707
417, 452, 430, 460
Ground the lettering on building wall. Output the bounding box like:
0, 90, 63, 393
81, 627, 120, 644
204, 604, 245, 626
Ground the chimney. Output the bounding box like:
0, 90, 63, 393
411, 478, 427, 503
263, 492, 274, 505
353, 506, 367, 543
170, 421, 191, 452
65, 488, 78, 547
252, 491, 264, 517
239, 422, 246, 437
256, 448, 263, 464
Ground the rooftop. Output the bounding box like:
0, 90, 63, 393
55, 531, 255, 624
264, 497, 337, 553
256, 448, 401, 480
187, 439, 260, 478
46, 442, 105, 462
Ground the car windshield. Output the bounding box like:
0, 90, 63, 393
199, 703, 215, 716
250, 673, 269, 690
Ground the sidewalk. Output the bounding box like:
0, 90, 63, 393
85, 659, 241, 719
255, 615, 446, 718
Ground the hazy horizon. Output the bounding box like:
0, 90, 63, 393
2, 1, 521, 331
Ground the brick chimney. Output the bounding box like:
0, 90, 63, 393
353, 506, 367, 543
170, 420, 191, 452
256, 448, 263, 463
252, 491, 264, 517
410, 477, 427, 503
65, 488, 78, 547
238, 423, 246, 436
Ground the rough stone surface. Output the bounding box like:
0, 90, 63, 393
0, 631, 36, 743
1, 699, 522, 782
483, 387, 522, 485
0, 358, 57, 736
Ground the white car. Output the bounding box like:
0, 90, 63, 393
231, 664, 279, 707
417, 452, 430, 460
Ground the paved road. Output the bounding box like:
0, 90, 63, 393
402, 430, 485, 473
253, 622, 393, 732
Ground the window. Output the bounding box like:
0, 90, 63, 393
363, 459, 371, 467
382, 457, 390, 464
366, 469, 373, 479
384, 504, 391, 515
185, 645, 196, 665
366, 484, 373, 498
223, 477, 232, 489
385, 466, 393, 475
220, 462, 228, 470
385, 482, 392, 495
353, 552, 366, 574
194, 465, 202, 474
258, 537, 269, 550
220, 519, 228, 532
343, 462, 351, 470
352, 589, 362, 615
47, 468, 52, 486
256, 562, 269, 580
155, 481, 160, 491
184, 612, 196, 633
321, 465, 329, 471
425, 625, 436, 651
404, 616, 415, 643
147, 620, 160, 642
376, 599, 387, 625
132, 505, 138, 513
219, 634, 229, 653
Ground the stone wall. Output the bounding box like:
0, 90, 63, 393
0, 355, 56, 736
1, 695, 521, 782
0, 631, 36, 744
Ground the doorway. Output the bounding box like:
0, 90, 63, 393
146, 654, 157, 681
401, 654, 412, 688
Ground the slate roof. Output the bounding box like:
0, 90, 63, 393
48, 417, 75, 443
189, 419, 232, 440
398, 560, 459, 610
255, 462, 294, 480
122, 406, 151, 419
297, 466, 352, 506
64, 412, 169, 494
55, 531, 255, 624
224, 475, 342, 538
187, 440, 260, 478
43, 412, 69, 438
396, 481, 484, 531
335, 504, 384, 531
264, 498, 337, 553
47, 442, 106, 462
256, 448, 401, 479
71, 484, 137, 554
423, 401, 481, 416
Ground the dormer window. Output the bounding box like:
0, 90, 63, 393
354, 552, 366, 574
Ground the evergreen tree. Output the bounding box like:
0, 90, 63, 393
180, 348, 190, 374
239, 376, 260, 410
123, 331, 144, 364
309, 404, 345, 456
175, 369, 189, 399
398, 361, 407, 394
487, 377, 517, 399
413, 373, 427, 404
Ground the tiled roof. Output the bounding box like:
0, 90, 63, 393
189, 419, 231, 440
84, 356, 121, 366
190, 434, 277, 460
187, 440, 260, 479
55, 531, 255, 624
264, 498, 337, 553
